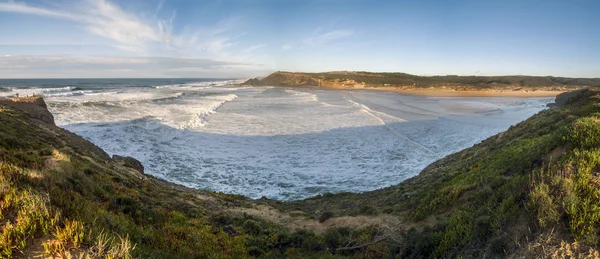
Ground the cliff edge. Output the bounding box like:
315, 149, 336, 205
0, 96, 55, 125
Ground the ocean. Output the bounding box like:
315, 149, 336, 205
0, 78, 553, 200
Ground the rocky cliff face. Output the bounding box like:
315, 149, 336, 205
0, 96, 55, 125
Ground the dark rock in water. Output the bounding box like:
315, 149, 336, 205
0, 96, 56, 125
112, 155, 145, 173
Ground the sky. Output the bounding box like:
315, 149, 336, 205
0, 0, 599, 78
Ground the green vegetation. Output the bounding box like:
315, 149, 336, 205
264, 88, 600, 257
3, 89, 600, 258
244, 71, 600, 90
0, 98, 392, 258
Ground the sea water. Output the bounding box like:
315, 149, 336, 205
0, 79, 553, 200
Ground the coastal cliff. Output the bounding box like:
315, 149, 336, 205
242, 71, 599, 95
2, 90, 600, 258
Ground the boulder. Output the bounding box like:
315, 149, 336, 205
112, 155, 144, 173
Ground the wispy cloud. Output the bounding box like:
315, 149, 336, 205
155, 0, 165, 14
83, 0, 162, 46
303, 30, 354, 46
0, 0, 225, 55
0, 1, 69, 18
167, 16, 245, 59
0, 0, 265, 76
0, 55, 246, 70
0, 54, 266, 78
244, 44, 266, 52
279, 28, 353, 50
115, 45, 146, 53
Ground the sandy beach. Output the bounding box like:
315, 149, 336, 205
314, 85, 569, 97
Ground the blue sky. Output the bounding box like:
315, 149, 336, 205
0, 0, 599, 78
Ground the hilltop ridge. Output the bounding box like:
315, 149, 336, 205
242, 71, 599, 96
2, 90, 600, 258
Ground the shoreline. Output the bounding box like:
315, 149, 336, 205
304, 85, 570, 97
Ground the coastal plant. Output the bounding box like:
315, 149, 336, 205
42, 240, 65, 256
55, 220, 85, 248
528, 182, 560, 228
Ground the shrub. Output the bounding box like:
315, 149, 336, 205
472, 216, 491, 240
528, 183, 560, 229
55, 220, 85, 248
570, 117, 600, 149
243, 219, 263, 235
324, 229, 342, 249
488, 236, 506, 255
319, 211, 334, 223
354, 205, 377, 216
301, 236, 324, 252
248, 246, 265, 256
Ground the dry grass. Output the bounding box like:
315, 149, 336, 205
229, 204, 402, 235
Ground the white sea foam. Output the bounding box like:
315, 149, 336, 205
42, 85, 552, 200
43, 90, 95, 97
0, 86, 76, 97
183, 94, 238, 128
153, 79, 245, 89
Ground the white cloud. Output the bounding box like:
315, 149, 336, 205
281, 44, 293, 50
0, 55, 247, 71
0, 1, 70, 18
155, 0, 165, 14
0, 1, 260, 76
303, 29, 354, 46
0, 55, 268, 78
244, 44, 266, 52
115, 45, 146, 53
0, 0, 184, 53
82, 0, 161, 45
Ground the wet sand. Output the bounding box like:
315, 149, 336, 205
313, 86, 569, 97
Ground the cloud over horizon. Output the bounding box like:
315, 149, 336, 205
0, 0, 598, 78
0, 0, 266, 77
0, 55, 265, 78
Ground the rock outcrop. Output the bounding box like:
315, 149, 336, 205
112, 154, 145, 173
0, 96, 55, 125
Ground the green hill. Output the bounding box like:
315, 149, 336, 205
242, 71, 600, 91
2, 89, 600, 258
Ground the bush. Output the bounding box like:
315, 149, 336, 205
570, 117, 600, 149
352, 205, 377, 216
324, 229, 342, 249
243, 219, 263, 235
488, 236, 506, 255
301, 236, 324, 252
472, 216, 491, 240
248, 246, 265, 257
319, 211, 334, 223
528, 183, 560, 228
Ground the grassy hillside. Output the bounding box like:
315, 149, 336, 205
264, 88, 600, 257
2, 89, 600, 258
242, 71, 600, 90
0, 98, 382, 258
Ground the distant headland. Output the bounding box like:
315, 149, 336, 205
242, 71, 600, 97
